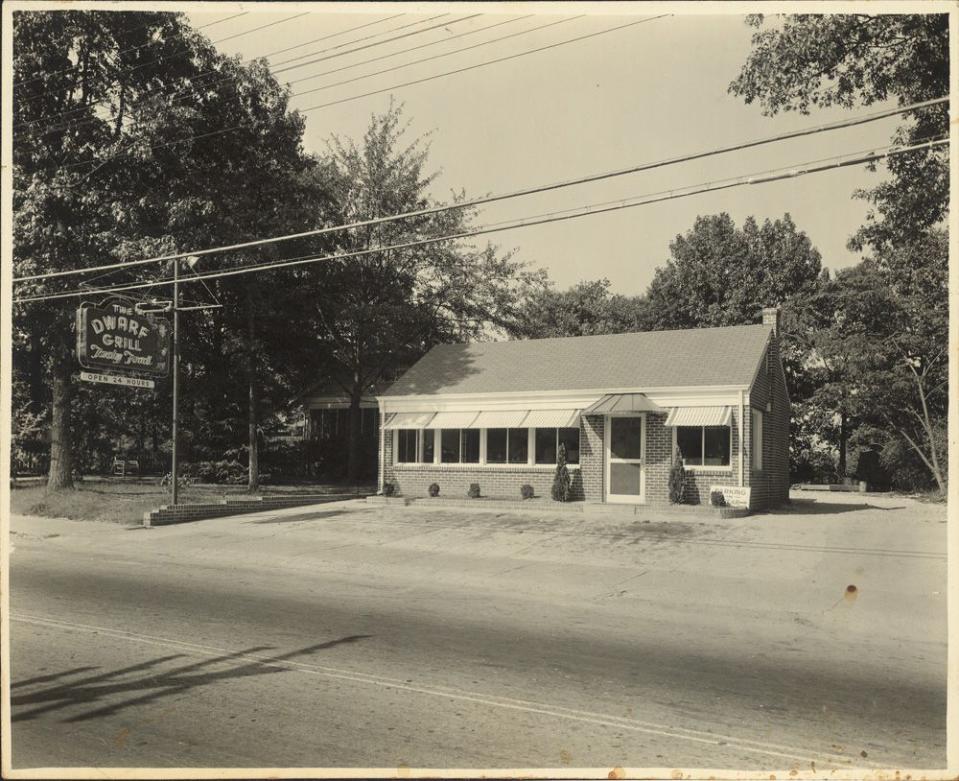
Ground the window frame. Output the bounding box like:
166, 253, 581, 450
751, 409, 764, 472
673, 424, 733, 471
392, 423, 582, 469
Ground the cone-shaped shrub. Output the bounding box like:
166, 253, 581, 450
551, 443, 572, 502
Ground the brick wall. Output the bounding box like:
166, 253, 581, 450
644, 412, 746, 506
748, 336, 791, 510
144, 493, 359, 526
581, 415, 604, 502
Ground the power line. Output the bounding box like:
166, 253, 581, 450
271, 14, 482, 73
11, 11, 249, 88
13, 137, 948, 304
24, 14, 548, 142
285, 15, 533, 88
16, 13, 456, 135
23, 14, 665, 173
267, 13, 452, 68
15, 11, 310, 124
295, 14, 665, 112
291, 15, 581, 99
15, 96, 947, 284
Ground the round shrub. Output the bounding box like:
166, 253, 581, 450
520, 484, 535, 500
467, 483, 481, 499
428, 482, 440, 497
382, 481, 396, 497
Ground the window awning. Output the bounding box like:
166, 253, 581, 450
583, 393, 663, 415
520, 409, 581, 428
468, 410, 529, 429
427, 411, 480, 429
383, 411, 435, 430
664, 406, 732, 427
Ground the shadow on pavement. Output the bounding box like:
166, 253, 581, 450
769, 499, 906, 515
12, 635, 372, 724
248, 509, 350, 525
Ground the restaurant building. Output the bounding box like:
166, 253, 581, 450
377, 309, 790, 510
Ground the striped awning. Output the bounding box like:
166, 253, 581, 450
383, 411, 435, 430
468, 410, 529, 429
427, 411, 480, 429
664, 406, 732, 427
520, 409, 581, 428
583, 393, 663, 415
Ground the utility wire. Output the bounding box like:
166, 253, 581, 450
291, 15, 579, 99
16, 12, 454, 134
13, 137, 948, 304
11, 11, 249, 88
14, 11, 309, 122
297, 14, 667, 112
25, 14, 664, 173
268, 13, 454, 68
24, 14, 544, 142
15, 96, 948, 284
271, 14, 482, 73
285, 15, 532, 88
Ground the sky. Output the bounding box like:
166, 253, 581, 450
184, 4, 905, 297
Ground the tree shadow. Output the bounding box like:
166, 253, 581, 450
248, 509, 348, 525
12, 634, 372, 724
768, 499, 906, 515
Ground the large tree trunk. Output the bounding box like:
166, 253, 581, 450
346, 377, 363, 482
47, 355, 74, 491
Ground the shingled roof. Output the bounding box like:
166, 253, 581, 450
383, 324, 773, 397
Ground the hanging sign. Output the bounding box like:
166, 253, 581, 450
76, 300, 171, 377
80, 371, 156, 389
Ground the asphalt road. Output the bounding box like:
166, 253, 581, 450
7, 493, 947, 773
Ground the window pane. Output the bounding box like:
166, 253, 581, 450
487, 429, 507, 463
422, 429, 435, 463
535, 428, 557, 464
704, 426, 731, 466
610, 462, 642, 495
610, 417, 643, 460
677, 427, 702, 466
559, 427, 580, 464
397, 429, 417, 463
462, 429, 480, 463
441, 429, 460, 463
508, 428, 528, 463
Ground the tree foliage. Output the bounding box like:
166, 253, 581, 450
643, 212, 822, 330
305, 103, 536, 479
729, 13, 949, 252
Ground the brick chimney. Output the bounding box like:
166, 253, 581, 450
762, 306, 780, 336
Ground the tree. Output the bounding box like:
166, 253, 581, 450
307, 103, 534, 481
13, 11, 320, 491
642, 213, 822, 330
729, 13, 949, 253
551, 443, 572, 502
507, 278, 648, 339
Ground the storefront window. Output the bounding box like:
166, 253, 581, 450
535, 427, 580, 465
486, 428, 507, 463
535, 429, 556, 464
559, 427, 580, 464
462, 429, 480, 463
423, 429, 435, 463
677, 426, 730, 467
507, 428, 528, 464
396, 430, 418, 463
441, 429, 460, 463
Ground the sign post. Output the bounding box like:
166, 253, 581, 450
171, 259, 180, 506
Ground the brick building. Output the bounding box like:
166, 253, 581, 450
377, 309, 790, 510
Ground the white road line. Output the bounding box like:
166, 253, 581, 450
12, 612, 884, 769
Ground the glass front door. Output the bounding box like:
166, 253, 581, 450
606, 415, 645, 503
